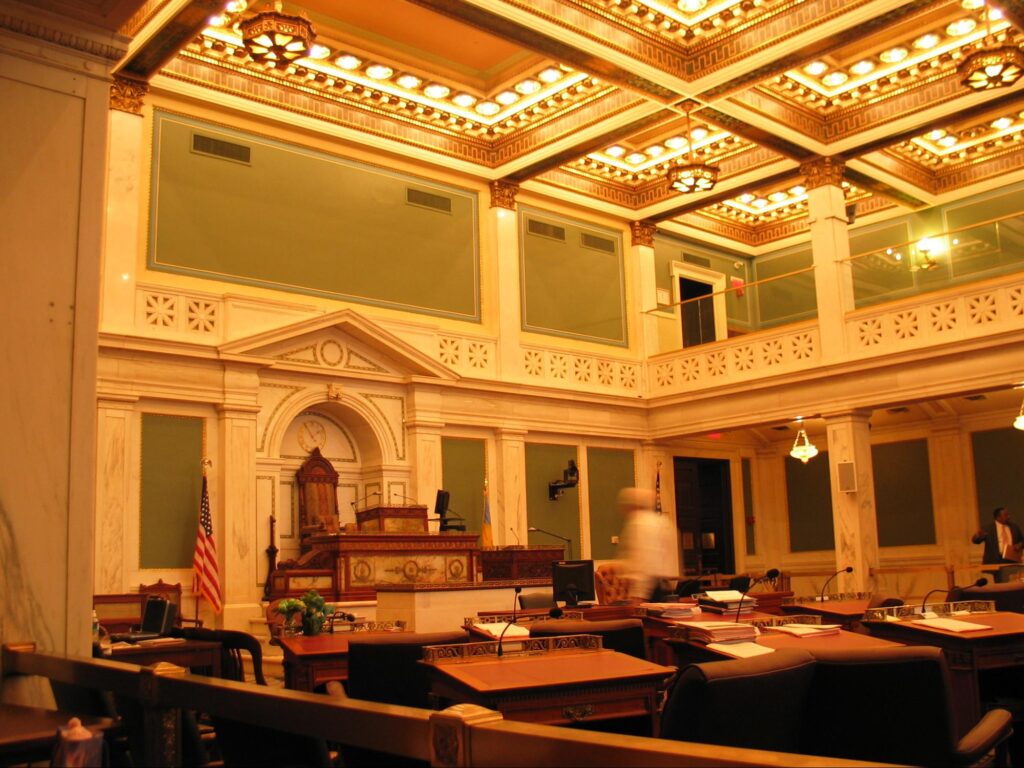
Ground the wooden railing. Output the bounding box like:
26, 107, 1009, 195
1, 642, 887, 767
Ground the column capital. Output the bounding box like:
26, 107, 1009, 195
822, 409, 872, 426
489, 180, 519, 210
800, 156, 845, 189
630, 220, 658, 247
110, 76, 148, 116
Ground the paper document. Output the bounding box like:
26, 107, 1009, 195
765, 624, 841, 637
472, 622, 529, 639
911, 617, 991, 633
705, 590, 745, 602
707, 641, 775, 658
135, 637, 186, 646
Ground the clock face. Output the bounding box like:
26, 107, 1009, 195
297, 420, 327, 452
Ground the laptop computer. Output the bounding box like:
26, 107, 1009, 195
111, 597, 177, 642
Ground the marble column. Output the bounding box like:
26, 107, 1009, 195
101, 78, 148, 334
495, 429, 528, 545
928, 420, 977, 578
823, 411, 879, 593
753, 446, 789, 568
803, 158, 856, 363
94, 396, 138, 593
489, 181, 522, 378
405, 385, 444, 512
217, 398, 260, 631
630, 221, 660, 358
639, 442, 679, 573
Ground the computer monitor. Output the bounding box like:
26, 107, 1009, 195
140, 596, 175, 635
434, 489, 450, 519
551, 559, 595, 607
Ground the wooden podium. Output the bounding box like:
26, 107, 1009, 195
479, 545, 564, 581
355, 504, 428, 533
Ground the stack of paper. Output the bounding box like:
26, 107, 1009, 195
641, 602, 701, 619
911, 617, 991, 633
698, 590, 758, 617
471, 622, 530, 639
677, 620, 759, 644
764, 623, 841, 638
708, 641, 775, 658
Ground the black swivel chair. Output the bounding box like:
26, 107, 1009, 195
674, 579, 702, 599
528, 618, 647, 660
519, 592, 556, 609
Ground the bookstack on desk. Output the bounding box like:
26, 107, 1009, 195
697, 590, 757, 618
675, 620, 759, 644
640, 602, 700, 619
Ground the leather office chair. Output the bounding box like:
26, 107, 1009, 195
951, 582, 1024, 613
594, 563, 630, 604
528, 618, 647, 660
518, 591, 555, 609
804, 646, 1012, 767
660, 648, 817, 752
171, 627, 267, 685
674, 578, 702, 599
866, 595, 904, 609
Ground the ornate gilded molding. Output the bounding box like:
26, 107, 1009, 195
489, 180, 519, 210
800, 157, 845, 189
630, 220, 657, 247
0, 12, 128, 61
110, 77, 148, 115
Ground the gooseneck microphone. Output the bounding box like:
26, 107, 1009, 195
496, 586, 522, 658
528, 526, 574, 560
819, 566, 854, 602
921, 577, 988, 615
509, 527, 520, 545
734, 569, 781, 622
350, 490, 381, 509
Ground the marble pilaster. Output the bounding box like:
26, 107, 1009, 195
823, 411, 879, 592
489, 202, 522, 378
928, 421, 977, 576
405, 386, 444, 512
495, 429, 527, 546
631, 222, 659, 359
94, 396, 138, 593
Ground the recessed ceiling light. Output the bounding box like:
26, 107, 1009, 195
335, 55, 361, 70
822, 71, 849, 87
605, 145, 626, 157
452, 93, 476, 107
365, 65, 393, 80
992, 116, 1014, 130
625, 152, 647, 164
913, 33, 940, 50
690, 127, 708, 141
947, 18, 976, 36
880, 47, 909, 63
850, 60, 876, 76
938, 135, 958, 147
803, 61, 828, 76
768, 191, 788, 202
788, 185, 806, 196
423, 83, 450, 99
645, 145, 665, 156
474, 101, 500, 116
538, 67, 562, 83
752, 198, 769, 208
664, 136, 686, 149
307, 44, 331, 59
678, 0, 707, 12
515, 79, 541, 95
495, 91, 518, 105
927, 129, 947, 141
396, 74, 421, 89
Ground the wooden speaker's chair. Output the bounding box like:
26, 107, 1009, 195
528, 618, 647, 660
296, 447, 340, 553
803, 646, 1012, 767
594, 563, 630, 605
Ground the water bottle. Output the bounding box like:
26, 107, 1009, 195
91, 610, 100, 646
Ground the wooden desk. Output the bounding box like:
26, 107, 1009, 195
642, 610, 774, 666
863, 611, 1024, 736
106, 639, 221, 676
0, 703, 113, 765
476, 604, 637, 622
422, 648, 675, 735
665, 628, 900, 666
781, 599, 870, 628
279, 630, 404, 692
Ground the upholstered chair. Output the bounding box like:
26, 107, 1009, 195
528, 618, 647, 659
594, 563, 631, 604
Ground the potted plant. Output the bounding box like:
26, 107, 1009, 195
274, 597, 305, 637
275, 590, 334, 637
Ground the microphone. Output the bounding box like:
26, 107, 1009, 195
351, 490, 381, 509
921, 578, 988, 616
734, 569, 781, 622
548, 607, 564, 619
509, 527, 520, 545
390, 493, 418, 505
496, 586, 522, 658
528, 526, 574, 560
819, 566, 853, 602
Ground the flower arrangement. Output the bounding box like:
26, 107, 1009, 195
275, 590, 334, 636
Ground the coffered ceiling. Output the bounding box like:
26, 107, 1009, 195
94, 0, 1024, 247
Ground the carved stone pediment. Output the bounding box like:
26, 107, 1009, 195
219, 308, 456, 380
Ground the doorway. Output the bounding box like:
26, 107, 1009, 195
673, 457, 735, 576
670, 260, 727, 349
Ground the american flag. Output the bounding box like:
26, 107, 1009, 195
193, 474, 223, 613
481, 481, 493, 548
655, 465, 663, 514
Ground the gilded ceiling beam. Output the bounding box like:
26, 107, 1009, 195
116, 0, 224, 80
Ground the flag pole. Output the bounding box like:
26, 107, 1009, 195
195, 457, 213, 625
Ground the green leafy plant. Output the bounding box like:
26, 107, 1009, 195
275, 591, 333, 636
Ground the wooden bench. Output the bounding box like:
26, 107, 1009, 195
2, 642, 887, 767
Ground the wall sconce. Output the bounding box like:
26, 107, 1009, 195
911, 237, 939, 272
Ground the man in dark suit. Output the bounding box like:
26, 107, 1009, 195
973, 507, 1024, 564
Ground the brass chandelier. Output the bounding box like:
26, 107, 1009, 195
667, 105, 719, 194
240, 2, 315, 65
958, 2, 1024, 91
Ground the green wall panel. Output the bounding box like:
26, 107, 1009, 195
971, 428, 1024, 529
753, 247, 816, 327
586, 447, 635, 561
742, 458, 755, 556
786, 452, 834, 552
525, 443, 580, 559
140, 414, 204, 568
150, 112, 479, 320
872, 439, 935, 546
519, 209, 626, 345
441, 437, 486, 536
